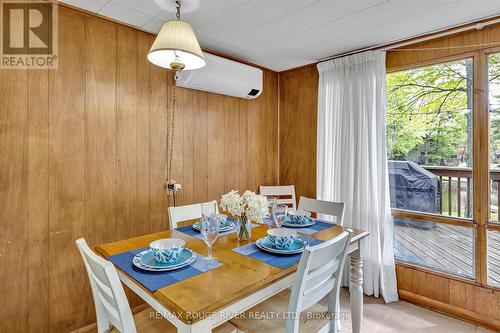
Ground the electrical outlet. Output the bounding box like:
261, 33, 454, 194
166, 180, 182, 195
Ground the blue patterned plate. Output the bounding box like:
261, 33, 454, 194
192, 220, 235, 232
255, 237, 307, 255
133, 248, 196, 271
282, 218, 316, 228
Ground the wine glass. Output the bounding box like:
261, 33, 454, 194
272, 204, 287, 228
200, 215, 220, 259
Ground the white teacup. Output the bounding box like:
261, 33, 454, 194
149, 238, 185, 264
267, 228, 297, 250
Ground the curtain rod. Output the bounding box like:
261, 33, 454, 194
319, 14, 500, 63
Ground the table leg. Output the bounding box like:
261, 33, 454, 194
177, 321, 212, 333
349, 249, 363, 333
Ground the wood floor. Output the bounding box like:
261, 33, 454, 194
394, 223, 500, 285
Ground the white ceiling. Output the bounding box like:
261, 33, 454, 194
60, 0, 500, 71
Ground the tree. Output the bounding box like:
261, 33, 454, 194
387, 60, 471, 166
489, 54, 500, 165
387, 56, 500, 166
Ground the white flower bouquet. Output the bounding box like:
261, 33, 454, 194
220, 190, 268, 240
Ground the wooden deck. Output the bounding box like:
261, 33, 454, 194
394, 223, 500, 285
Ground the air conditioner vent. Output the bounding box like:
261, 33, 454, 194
248, 89, 260, 97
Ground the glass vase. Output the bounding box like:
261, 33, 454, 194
236, 216, 251, 241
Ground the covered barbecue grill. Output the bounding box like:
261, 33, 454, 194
388, 161, 441, 229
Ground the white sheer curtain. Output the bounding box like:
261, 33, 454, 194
316, 50, 398, 303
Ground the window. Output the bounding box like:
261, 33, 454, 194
489, 53, 500, 223
488, 230, 500, 286
487, 53, 500, 287
387, 59, 475, 278
387, 59, 473, 218
394, 218, 474, 278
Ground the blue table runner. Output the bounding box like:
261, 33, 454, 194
109, 247, 222, 292
262, 218, 334, 235
232, 236, 324, 269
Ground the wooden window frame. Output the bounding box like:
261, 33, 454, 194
387, 51, 500, 289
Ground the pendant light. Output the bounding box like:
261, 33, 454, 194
147, 0, 205, 72
148, 1, 204, 204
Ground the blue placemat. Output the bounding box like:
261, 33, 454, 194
176, 220, 259, 240
262, 218, 335, 235
232, 236, 324, 269
109, 247, 222, 292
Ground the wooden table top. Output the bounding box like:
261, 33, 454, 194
95, 222, 368, 325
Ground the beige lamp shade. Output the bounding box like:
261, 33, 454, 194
148, 20, 205, 70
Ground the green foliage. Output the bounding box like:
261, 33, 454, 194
387, 60, 472, 165
489, 54, 500, 165
387, 55, 500, 166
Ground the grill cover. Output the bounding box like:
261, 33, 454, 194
388, 161, 441, 228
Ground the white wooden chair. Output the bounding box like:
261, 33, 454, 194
76, 238, 236, 333
167, 200, 219, 229
259, 185, 297, 210
230, 230, 352, 333
298, 197, 344, 225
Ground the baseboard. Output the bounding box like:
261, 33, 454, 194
398, 289, 500, 331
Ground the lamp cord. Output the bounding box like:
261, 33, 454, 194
165, 70, 179, 209
175, 0, 181, 20
166, 72, 177, 185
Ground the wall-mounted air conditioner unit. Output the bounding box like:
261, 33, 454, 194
175, 52, 263, 99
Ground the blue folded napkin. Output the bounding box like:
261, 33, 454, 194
285, 215, 314, 225
176, 220, 259, 240
262, 218, 335, 235
232, 236, 324, 269
108, 247, 222, 292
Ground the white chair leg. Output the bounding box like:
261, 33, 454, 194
336, 296, 341, 332
328, 288, 340, 333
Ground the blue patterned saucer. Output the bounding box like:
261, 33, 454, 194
282, 218, 315, 228
256, 237, 307, 255
192, 220, 235, 232
133, 248, 196, 271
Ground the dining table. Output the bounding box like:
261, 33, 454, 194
95, 220, 369, 333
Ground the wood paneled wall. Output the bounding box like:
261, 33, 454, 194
278, 65, 318, 201
277, 22, 500, 331
396, 265, 500, 329
0, 6, 278, 332
386, 23, 500, 72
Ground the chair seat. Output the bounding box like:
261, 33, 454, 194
229, 289, 330, 333
111, 307, 238, 333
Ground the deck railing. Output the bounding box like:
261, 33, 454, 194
423, 166, 500, 220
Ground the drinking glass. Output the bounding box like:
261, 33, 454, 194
200, 215, 220, 259
272, 204, 287, 228
267, 197, 277, 224
201, 202, 217, 219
